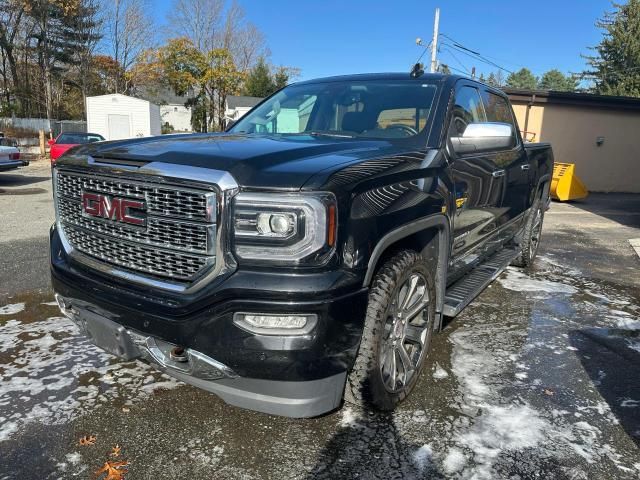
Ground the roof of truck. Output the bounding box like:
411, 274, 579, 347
294, 72, 465, 85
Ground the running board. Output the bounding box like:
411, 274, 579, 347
443, 248, 519, 317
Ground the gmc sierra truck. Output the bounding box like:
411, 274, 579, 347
51, 73, 553, 417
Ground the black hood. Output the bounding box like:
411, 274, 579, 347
69, 133, 417, 189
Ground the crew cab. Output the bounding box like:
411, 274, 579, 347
0, 137, 28, 172
51, 73, 553, 417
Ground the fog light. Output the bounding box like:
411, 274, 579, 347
233, 312, 317, 335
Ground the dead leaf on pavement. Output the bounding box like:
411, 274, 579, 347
79, 435, 97, 446
110, 445, 121, 457
95, 460, 129, 480
544, 389, 555, 396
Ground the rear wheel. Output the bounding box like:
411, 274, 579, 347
345, 250, 436, 410
512, 199, 544, 267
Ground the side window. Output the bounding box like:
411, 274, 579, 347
481, 90, 517, 151
448, 86, 486, 138
481, 90, 515, 125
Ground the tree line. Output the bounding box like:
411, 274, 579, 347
0, 0, 297, 131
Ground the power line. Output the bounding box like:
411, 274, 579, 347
440, 46, 472, 75
439, 33, 514, 74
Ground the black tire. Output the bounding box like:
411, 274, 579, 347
345, 250, 436, 410
512, 198, 544, 267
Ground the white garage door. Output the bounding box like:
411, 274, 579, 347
108, 114, 131, 140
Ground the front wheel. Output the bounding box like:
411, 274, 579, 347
512, 199, 544, 267
345, 250, 436, 410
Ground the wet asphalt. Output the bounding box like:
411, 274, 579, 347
1, 163, 640, 479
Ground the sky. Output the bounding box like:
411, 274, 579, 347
151, 0, 614, 82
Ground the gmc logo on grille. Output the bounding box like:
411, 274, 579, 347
81, 192, 146, 226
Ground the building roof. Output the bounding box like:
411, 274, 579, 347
504, 88, 640, 111
227, 95, 263, 109
136, 86, 189, 106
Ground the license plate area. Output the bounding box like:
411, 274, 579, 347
78, 310, 141, 360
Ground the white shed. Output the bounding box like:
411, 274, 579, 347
86, 94, 161, 141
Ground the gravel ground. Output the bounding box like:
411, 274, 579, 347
1, 164, 639, 479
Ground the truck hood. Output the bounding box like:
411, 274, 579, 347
69, 133, 417, 189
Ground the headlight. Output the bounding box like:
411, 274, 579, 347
232, 192, 337, 265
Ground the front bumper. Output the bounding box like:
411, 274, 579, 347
50, 225, 368, 417
56, 294, 346, 417
0, 159, 29, 172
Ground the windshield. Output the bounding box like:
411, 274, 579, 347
230, 79, 438, 140
57, 133, 104, 144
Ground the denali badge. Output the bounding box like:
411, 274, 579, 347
81, 192, 146, 226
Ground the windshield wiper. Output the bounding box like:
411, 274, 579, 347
308, 131, 355, 138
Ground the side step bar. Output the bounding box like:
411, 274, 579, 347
443, 247, 520, 317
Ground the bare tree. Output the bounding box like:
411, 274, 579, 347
103, 0, 155, 93
169, 0, 266, 71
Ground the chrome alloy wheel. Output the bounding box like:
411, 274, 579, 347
529, 207, 543, 259
379, 272, 431, 393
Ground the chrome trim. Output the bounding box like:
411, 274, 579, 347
53, 155, 239, 293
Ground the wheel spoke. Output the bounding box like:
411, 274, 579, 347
398, 344, 414, 373
401, 275, 419, 310
389, 350, 397, 387
404, 299, 428, 322
404, 324, 425, 345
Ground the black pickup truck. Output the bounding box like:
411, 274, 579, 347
51, 73, 553, 417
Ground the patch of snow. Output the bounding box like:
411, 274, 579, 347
412, 444, 433, 470
65, 452, 82, 465
442, 447, 466, 474
0, 315, 182, 442
497, 268, 577, 294
0, 303, 25, 315
433, 363, 449, 379
339, 406, 359, 428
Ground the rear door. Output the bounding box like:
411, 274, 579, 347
479, 87, 531, 233
448, 83, 505, 280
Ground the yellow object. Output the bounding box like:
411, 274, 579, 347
550, 163, 589, 201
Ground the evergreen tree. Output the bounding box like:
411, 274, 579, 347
478, 73, 486, 83
506, 68, 538, 89
583, 0, 640, 96
243, 57, 275, 97
539, 69, 578, 91
273, 66, 289, 90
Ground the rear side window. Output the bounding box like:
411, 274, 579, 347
449, 86, 486, 137
481, 90, 515, 125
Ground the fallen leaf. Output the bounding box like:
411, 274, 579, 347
110, 445, 121, 457
121, 407, 130, 413
79, 435, 97, 446
544, 389, 555, 396
95, 460, 129, 480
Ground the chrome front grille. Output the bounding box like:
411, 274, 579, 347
55, 169, 218, 283
56, 171, 211, 220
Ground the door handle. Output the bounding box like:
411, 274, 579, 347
521, 164, 531, 171
492, 170, 506, 178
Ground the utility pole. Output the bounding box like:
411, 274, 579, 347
430, 7, 440, 73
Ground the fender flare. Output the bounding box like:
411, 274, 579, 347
362, 214, 450, 328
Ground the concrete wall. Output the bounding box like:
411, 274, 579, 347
86, 94, 159, 140
511, 102, 640, 193
160, 104, 191, 132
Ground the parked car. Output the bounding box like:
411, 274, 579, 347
51, 73, 553, 417
0, 138, 28, 172
48, 132, 105, 164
